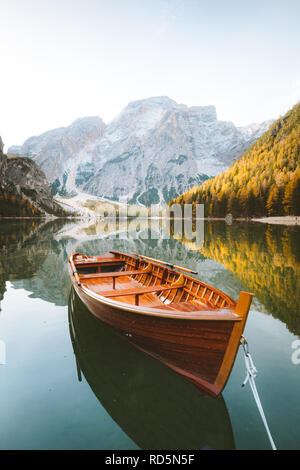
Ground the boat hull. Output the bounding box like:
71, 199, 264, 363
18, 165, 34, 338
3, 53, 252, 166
69, 288, 236, 449
73, 283, 235, 396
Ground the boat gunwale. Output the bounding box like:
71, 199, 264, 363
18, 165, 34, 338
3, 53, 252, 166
78, 282, 242, 321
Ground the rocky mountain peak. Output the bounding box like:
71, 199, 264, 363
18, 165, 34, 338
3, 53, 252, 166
189, 105, 217, 122
7, 97, 273, 205
0, 134, 67, 217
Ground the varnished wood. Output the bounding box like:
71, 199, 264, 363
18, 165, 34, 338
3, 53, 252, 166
127, 251, 198, 275
68, 251, 253, 397
214, 292, 254, 391
79, 269, 149, 279
99, 283, 184, 298
76, 259, 126, 268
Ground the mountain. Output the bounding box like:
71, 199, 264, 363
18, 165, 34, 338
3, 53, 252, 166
0, 136, 68, 217
8, 97, 272, 205
8, 117, 105, 197
170, 102, 300, 217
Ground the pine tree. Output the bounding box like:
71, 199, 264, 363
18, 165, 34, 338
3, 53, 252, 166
283, 171, 300, 215
266, 185, 281, 216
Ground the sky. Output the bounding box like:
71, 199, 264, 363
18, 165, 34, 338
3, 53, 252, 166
0, 0, 300, 150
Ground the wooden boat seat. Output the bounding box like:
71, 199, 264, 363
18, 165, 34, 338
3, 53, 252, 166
76, 259, 126, 266
80, 270, 150, 289
100, 284, 183, 297
98, 283, 184, 306
79, 270, 148, 279
76, 256, 122, 262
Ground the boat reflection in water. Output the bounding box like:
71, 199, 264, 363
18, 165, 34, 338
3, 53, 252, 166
68, 288, 235, 450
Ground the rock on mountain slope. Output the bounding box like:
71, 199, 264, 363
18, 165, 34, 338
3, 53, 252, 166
0, 136, 7, 175
0, 136, 67, 217
8, 97, 272, 205
9, 117, 105, 196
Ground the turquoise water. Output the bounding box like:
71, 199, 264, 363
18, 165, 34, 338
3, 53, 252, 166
0, 219, 299, 450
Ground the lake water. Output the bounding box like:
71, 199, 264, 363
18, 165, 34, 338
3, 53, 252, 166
0, 218, 299, 450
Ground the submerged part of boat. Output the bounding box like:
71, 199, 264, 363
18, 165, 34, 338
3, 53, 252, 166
68, 288, 235, 450
68, 250, 253, 397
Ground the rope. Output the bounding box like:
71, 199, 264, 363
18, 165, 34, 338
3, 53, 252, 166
240, 336, 277, 450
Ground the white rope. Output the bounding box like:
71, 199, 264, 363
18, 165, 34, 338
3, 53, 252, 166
241, 338, 277, 450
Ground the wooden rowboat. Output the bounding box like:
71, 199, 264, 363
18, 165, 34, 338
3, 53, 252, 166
68, 250, 253, 397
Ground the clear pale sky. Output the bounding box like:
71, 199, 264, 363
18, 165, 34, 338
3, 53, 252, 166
0, 0, 299, 150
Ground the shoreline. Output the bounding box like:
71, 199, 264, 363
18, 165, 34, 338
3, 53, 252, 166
0, 215, 299, 226
250, 216, 300, 226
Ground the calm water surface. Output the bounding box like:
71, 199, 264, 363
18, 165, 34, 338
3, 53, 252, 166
0, 219, 299, 450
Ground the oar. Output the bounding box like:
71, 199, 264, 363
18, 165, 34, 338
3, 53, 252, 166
69, 254, 82, 286
130, 252, 198, 275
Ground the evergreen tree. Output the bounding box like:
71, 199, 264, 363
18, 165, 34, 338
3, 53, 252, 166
266, 185, 281, 216
283, 171, 300, 215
